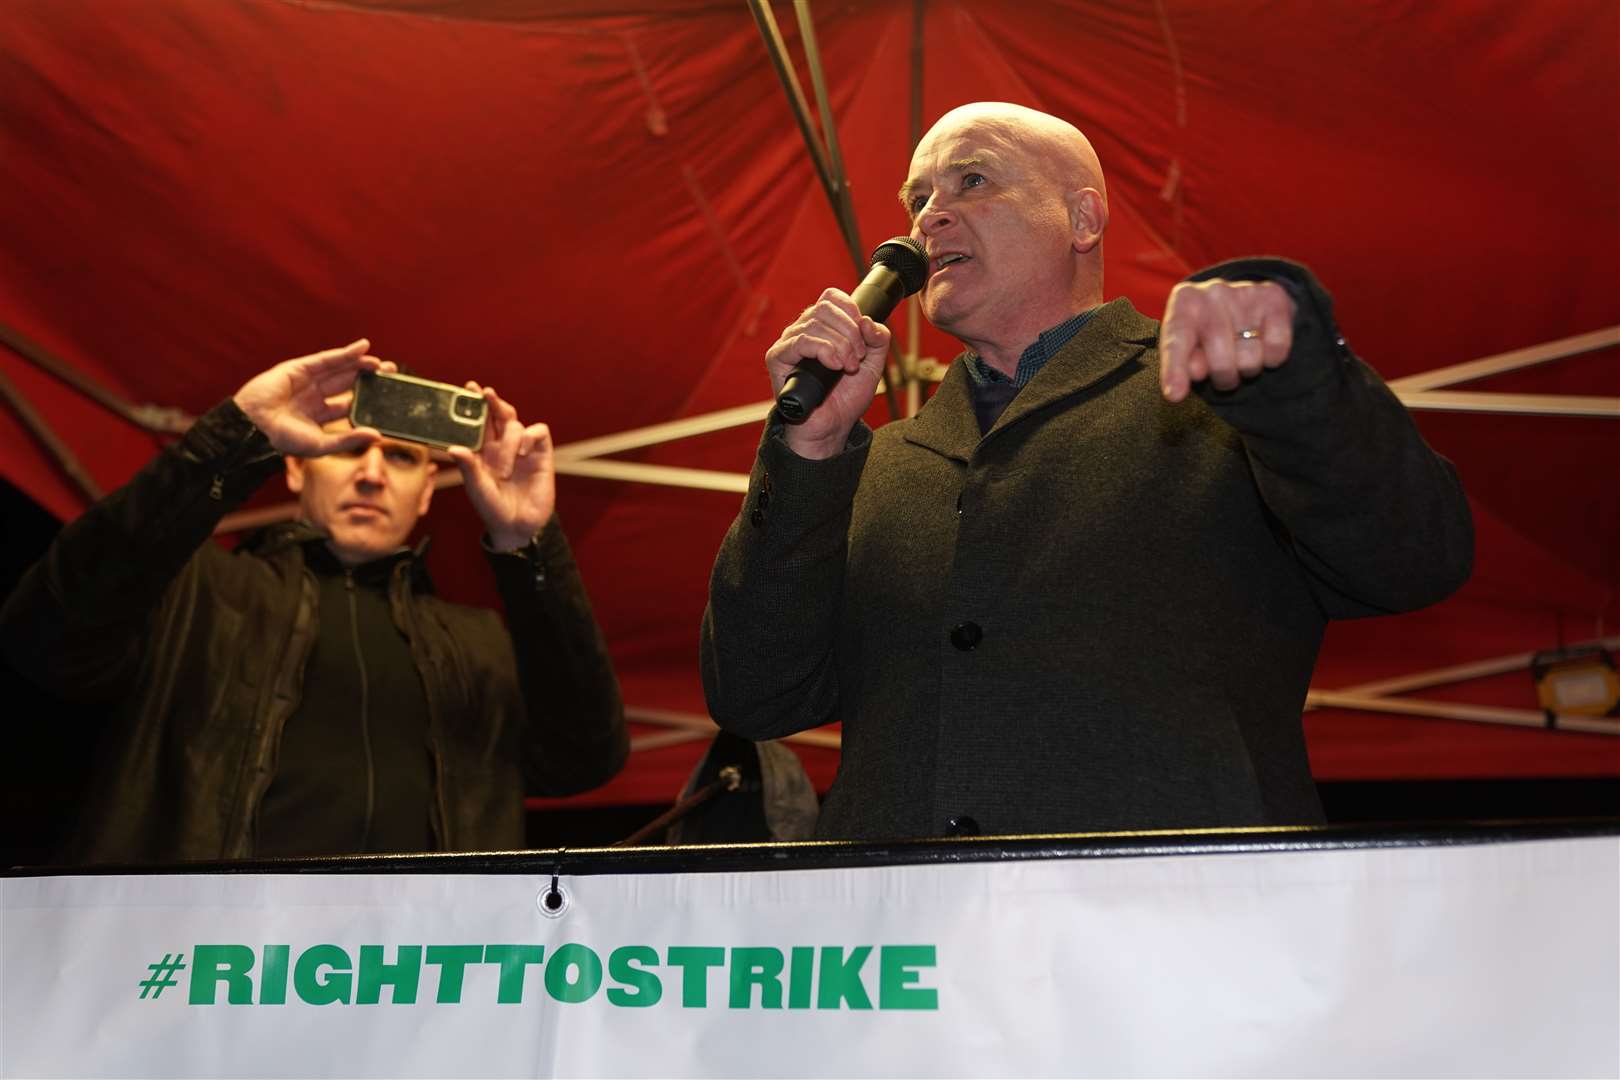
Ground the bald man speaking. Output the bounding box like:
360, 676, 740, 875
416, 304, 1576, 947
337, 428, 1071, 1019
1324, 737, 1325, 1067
701, 103, 1472, 841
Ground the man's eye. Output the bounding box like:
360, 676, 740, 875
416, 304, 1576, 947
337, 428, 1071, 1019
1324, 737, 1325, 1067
908, 194, 929, 214
385, 449, 421, 465
962, 173, 985, 190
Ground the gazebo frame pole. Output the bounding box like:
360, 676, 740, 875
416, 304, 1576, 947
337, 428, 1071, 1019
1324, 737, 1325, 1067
747, 0, 905, 420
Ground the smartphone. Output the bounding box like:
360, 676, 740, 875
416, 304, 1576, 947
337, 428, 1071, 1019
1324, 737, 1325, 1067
349, 371, 487, 452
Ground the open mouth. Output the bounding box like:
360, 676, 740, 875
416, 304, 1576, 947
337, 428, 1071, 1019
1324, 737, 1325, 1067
933, 252, 970, 272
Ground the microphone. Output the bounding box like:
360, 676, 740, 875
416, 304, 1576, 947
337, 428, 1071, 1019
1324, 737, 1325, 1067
776, 236, 931, 423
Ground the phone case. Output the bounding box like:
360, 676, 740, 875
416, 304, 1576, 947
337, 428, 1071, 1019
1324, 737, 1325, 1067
349, 371, 487, 451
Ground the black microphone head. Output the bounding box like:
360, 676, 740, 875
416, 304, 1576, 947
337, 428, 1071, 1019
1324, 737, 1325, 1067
870, 236, 930, 296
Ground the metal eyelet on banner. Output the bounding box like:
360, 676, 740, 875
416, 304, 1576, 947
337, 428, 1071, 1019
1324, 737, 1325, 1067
537, 872, 570, 919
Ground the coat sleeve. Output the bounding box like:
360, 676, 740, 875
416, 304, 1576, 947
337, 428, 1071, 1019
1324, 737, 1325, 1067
1188, 257, 1475, 618
700, 419, 872, 740
485, 515, 629, 796
0, 400, 282, 701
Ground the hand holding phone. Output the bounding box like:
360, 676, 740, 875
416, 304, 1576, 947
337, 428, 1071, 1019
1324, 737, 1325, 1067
234, 339, 387, 457
349, 371, 488, 451
447, 383, 557, 551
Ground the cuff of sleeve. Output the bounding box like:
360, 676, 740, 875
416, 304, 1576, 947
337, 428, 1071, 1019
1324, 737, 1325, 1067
748, 420, 871, 536
485, 513, 570, 589
181, 399, 284, 501
182, 399, 275, 459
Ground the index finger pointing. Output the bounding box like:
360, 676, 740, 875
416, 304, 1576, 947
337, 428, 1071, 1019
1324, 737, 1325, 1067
1160, 330, 1191, 402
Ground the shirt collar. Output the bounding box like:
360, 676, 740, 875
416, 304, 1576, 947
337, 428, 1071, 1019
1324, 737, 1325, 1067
964, 307, 1098, 389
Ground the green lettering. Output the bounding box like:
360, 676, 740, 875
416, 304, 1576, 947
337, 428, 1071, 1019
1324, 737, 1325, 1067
666, 946, 725, 1007
879, 945, 937, 1010
188, 944, 254, 1005
483, 945, 544, 1004
729, 947, 784, 1009
425, 945, 484, 1004
357, 945, 422, 1005
260, 944, 289, 1005
543, 943, 603, 1003
788, 946, 814, 1009
606, 946, 662, 1007
816, 946, 872, 1010
294, 945, 352, 1005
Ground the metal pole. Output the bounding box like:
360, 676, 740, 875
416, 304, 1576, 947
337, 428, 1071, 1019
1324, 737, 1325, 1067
612, 766, 743, 847
750, 0, 900, 416
0, 322, 194, 435
0, 364, 103, 502
745, 0, 862, 274
791, 0, 900, 419
794, 0, 864, 266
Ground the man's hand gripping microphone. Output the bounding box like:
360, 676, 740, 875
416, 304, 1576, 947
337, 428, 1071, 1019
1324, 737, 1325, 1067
776, 237, 931, 423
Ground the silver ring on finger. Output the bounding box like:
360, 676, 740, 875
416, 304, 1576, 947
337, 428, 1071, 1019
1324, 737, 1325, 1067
1237, 327, 1261, 341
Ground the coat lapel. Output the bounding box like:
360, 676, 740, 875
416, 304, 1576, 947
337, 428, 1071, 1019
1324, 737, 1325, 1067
900, 297, 1160, 460
986, 297, 1158, 438
899, 356, 983, 463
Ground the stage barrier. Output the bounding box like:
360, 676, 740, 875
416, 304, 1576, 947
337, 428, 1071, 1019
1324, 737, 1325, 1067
3, 822, 1616, 1078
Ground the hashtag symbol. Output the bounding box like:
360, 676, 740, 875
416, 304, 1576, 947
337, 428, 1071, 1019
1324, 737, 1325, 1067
138, 953, 186, 1000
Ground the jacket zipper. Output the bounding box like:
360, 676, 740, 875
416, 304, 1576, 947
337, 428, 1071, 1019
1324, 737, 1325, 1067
394, 566, 452, 850
347, 569, 377, 851
243, 565, 319, 858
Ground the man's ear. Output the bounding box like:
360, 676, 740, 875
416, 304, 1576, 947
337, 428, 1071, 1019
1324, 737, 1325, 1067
284, 455, 306, 495
1068, 187, 1108, 254
416, 462, 437, 518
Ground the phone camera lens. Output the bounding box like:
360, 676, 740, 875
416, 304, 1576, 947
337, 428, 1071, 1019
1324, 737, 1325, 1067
453, 395, 484, 419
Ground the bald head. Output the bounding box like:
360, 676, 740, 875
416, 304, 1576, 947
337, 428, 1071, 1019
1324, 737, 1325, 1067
900, 102, 1110, 370
907, 102, 1106, 204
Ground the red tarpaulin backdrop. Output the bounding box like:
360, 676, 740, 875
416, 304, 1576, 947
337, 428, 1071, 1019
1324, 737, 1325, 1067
2, 0, 1616, 808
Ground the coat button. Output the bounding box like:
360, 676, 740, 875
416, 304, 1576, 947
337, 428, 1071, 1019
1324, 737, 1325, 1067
757, 489, 771, 510
750, 507, 765, 528
949, 621, 982, 651
945, 815, 980, 837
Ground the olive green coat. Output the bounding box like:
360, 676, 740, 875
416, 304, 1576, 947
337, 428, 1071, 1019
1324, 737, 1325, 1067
702, 260, 1472, 840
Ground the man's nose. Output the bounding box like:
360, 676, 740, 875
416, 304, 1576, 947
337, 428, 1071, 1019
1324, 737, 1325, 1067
355, 446, 386, 486
917, 199, 955, 235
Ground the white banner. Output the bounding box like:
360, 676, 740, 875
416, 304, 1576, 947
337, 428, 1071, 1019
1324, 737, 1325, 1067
3, 836, 1616, 1078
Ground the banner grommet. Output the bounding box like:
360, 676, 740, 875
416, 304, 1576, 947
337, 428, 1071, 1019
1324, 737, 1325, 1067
537, 874, 570, 919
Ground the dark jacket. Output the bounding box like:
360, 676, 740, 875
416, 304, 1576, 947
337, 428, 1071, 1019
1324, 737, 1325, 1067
0, 401, 627, 863
702, 259, 1473, 840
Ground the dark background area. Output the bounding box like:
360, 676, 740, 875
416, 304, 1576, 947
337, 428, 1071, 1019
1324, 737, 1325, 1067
4, 477, 1614, 869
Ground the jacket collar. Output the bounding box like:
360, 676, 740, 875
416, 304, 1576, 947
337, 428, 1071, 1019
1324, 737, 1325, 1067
901, 296, 1159, 462
243, 521, 435, 593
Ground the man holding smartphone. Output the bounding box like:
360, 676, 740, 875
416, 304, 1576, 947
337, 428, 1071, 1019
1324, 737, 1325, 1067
0, 340, 627, 862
